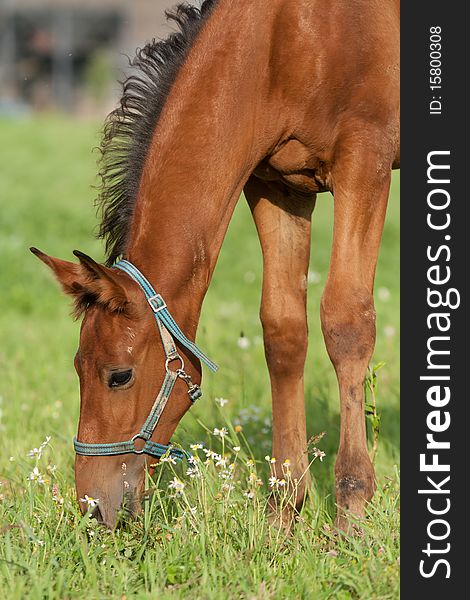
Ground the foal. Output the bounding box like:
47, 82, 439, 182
33, 0, 399, 528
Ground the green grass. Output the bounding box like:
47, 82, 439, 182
0, 117, 400, 599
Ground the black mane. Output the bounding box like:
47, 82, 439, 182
97, 1, 217, 266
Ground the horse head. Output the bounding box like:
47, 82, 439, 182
31, 248, 198, 527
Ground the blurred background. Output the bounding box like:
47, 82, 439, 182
0, 0, 192, 118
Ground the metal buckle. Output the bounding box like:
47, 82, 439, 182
148, 294, 167, 313
176, 368, 202, 402
131, 434, 147, 454
165, 354, 185, 374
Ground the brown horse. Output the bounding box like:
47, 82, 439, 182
32, 0, 399, 529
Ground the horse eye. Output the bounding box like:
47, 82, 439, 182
108, 369, 133, 388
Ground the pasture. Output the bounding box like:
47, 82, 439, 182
0, 117, 400, 599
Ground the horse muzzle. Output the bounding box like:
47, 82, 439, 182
75, 454, 147, 528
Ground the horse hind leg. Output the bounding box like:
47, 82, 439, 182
244, 176, 316, 526
321, 137, 393, 531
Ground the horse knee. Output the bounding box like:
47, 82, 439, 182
320, 285, 376, 369
260, 307, 308, 377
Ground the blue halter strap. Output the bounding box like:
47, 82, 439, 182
73, 259, 218, 461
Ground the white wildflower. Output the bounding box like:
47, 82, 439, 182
160, 455, 177, 465
168, 477, 185, 496
213, 427, 228, 438
268, 476, 287, 488
28, 467, 46, 485
80, 495, 99, 508
233, 446, 241, 452
186, 467, 200, 479
215, 456, 228, 468
237, 336, 251, 350
27, 436, 51, 460
189, 443, 203, 451
244, 491, 255, 499
183, 506, 198, 517
215, 397, 229, 407
203, 449, 221, 461
313, 448, 326, 462
377, 287, 391, 301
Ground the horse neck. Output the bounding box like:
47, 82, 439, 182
126, 1, 280, 324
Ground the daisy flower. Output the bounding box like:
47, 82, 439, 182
27, 436, 51, 460
80, 495, 99, 508
203, 449, 221, 461
189, 443, 203, 451
168, 477, 185, 496
28, 467, 46, 485
213, 427, 228, 438
237, 335, 251, 350
215, 456, 228, 468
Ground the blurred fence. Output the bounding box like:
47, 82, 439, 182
0, 0, 191, 117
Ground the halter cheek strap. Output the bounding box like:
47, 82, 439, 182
73, 259, 218, 461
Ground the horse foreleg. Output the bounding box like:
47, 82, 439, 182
321, 143, 392, 531
244, 177, 315, 524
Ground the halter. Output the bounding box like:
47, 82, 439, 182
73, 259, 218, 462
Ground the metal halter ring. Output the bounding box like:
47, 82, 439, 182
165, 354, 185, 374
131, 434, 147, 454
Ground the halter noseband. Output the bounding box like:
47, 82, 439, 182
73, 259, 218, 461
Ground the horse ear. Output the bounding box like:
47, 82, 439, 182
30, 247, 133, 318
30, 247, 84, 295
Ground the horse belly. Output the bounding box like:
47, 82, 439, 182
253, 139, 332, 194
